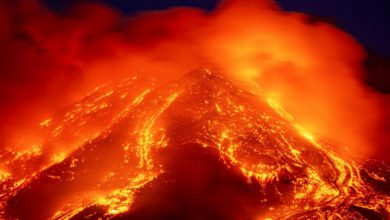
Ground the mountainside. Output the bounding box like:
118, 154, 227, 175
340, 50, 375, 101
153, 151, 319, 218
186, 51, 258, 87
1, 69, 389, 219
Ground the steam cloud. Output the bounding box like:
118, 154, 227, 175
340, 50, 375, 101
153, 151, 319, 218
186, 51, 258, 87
0, 0, 388, 161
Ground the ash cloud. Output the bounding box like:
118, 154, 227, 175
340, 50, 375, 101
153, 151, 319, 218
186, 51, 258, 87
0, 0, 388, 162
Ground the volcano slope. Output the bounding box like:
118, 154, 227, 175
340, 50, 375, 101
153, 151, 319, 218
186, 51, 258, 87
1, 69, 389, 219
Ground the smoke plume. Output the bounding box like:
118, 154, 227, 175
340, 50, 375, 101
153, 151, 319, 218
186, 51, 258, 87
0, 0, 388, 161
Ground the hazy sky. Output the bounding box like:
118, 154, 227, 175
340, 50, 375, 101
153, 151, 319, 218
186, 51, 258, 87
46, 0, 390, 56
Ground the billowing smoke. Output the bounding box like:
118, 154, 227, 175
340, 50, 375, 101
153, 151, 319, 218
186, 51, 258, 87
0, 0, 388, 161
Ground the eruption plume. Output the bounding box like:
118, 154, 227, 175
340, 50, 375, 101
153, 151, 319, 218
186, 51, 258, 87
0, 0, 389, 219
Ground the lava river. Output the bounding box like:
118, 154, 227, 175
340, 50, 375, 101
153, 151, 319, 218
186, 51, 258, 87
0, 69, 389, 219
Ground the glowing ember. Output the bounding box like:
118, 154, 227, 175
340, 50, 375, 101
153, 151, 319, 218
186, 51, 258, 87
0, 0, 389, 219
0, 69, 388, 219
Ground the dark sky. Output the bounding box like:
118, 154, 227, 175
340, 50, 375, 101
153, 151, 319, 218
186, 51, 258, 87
45, 0, 390, 92
278, 0, 390, 57
45, 0, 390, 57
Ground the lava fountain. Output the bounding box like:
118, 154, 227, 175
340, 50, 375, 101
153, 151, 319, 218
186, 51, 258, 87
0, 0, 389, 219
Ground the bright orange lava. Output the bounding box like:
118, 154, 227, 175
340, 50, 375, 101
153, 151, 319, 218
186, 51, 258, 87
0, 0, 389, 219
0, 69, 388, 219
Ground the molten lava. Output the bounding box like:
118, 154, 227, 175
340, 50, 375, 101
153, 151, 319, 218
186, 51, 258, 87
0, 69, 388, 219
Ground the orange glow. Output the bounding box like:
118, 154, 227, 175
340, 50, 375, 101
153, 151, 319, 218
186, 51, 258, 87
0, 0, 389, 219
1, 67, 389, 219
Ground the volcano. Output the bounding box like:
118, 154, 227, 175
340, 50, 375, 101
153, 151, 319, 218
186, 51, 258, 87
0, 69, 389, 219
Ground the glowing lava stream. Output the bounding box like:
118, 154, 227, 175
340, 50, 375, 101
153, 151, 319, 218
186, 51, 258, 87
266, 99, 360, 196
0, 69, 389, 219
137, 92, 180, 169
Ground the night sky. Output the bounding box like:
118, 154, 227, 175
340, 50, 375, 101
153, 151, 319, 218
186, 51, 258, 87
45, 0, 390, 56
45, 0, 390, 92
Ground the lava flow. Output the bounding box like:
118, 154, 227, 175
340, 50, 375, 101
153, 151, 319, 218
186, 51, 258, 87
1, 0, 390, 219
0, 69, 388, 219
